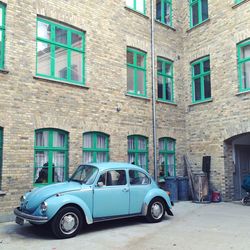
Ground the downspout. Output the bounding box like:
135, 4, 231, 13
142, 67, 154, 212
150, 0, 157, 181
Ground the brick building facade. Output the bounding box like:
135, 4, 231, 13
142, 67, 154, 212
0, 0, 249, 221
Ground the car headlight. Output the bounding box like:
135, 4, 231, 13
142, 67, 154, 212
40, 202, 48, 212
20, 195, 26, 202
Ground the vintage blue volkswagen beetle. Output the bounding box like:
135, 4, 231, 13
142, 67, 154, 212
14, 162, 173, 238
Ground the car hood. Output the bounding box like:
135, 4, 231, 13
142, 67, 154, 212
24, 182, 82, 212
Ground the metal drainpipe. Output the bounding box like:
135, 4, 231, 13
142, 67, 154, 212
150, 0, 157, 181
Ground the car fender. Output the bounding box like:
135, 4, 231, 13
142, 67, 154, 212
44, 194, 93, 224
142, 188, 172, 215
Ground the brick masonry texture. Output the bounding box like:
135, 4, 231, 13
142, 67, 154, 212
0, 0, 249, 220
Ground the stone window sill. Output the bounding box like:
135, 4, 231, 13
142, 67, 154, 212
156, 100, 177, 106
125, 93, 151, 101
188, 98, 213, 107
0, 68, 9, 74
155, 20, 176, 31
187, 19, 210, 33
0, 191, 6, 196
124, 7, 149, 20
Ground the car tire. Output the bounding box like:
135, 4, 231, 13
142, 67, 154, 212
51, 206, 83, 239
146, 198, 165, 223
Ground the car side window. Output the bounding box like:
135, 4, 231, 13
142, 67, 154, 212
129, 170, 150, 185
98, 170, 127, 186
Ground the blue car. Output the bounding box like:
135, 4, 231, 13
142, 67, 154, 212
14, 162, 173, 238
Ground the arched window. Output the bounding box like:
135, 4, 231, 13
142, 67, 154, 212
82, 132, 109, 163
128, 135, 148, 171
34, 129, 68, 185
159, 137, 176, 177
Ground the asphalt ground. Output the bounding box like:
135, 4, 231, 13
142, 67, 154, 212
0, 201, 249, 250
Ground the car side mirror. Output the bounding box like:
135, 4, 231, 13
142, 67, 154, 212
97, 181, 104, 187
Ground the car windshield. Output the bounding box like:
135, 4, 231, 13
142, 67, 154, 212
70, 165, 98, 185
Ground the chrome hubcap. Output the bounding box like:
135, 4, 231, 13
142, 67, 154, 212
60, 212, 79, 235
151, 202, 164, 220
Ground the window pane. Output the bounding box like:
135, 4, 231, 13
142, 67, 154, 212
55, 27, 67, 45
157, 75, 163, 99
37, 42, 51, 76
127, 51, 134, 64
242, 45, 250, 59
137, 70, 145, 95
204, 75, 211, 98
127, 67, 135, 92
138, 137, 146, 150
55, 47, 68, 79
194, 78, 201, 101
194, 63, 200, 75
36, 131, 49, 147
72, 33, 82, 49
37, 21, 51, 40
201, 0, 208, 21
35, 166, 48, 184
97, 152, 106, 162
166, 78, 172, 101
159, 139, 165, 150
126, 0, 134, 8
128, 137, 135, 150
83, 152, 93, 163
203, 60, 210, 72
83, 133, 92, 148
53, 131, 65, 147
167, 140, 174, 151
192, 3, 199, 26
137, 0, 144, 13
97, 134, 106, 148
242, 61, 250, 89
167, 154, 175, 176
138, 153, 146, 169
128, 153, 135, 164
71, 51, 83, 82
165, 63, 171, 75
53, 152, 65, 182
137, 54, 144, 67
157, 60, 163, 73
156, 0, 161, 21
35, 151, 48, 167
164, 2, 171, 25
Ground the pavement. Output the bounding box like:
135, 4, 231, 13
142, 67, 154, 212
0, 201, 249, 250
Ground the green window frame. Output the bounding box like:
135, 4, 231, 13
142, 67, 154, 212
82, 132, 109, 163
0, 128, 3, 189
157, 57, 174, 102
34, 129, 69, 185
128, 135, 148, 171
127, 47, 147, 97
237, 39, 250, 92
191, 56, 211, 103
0, 3, 6, 69
126, 0, 146, 15
159, 137, 176, 177
156, 0, 172, 27
189, 0, 208, 28
36, 17, 85, 86
235, 0, 244, 3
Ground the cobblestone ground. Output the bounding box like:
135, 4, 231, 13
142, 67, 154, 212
0, 201, 249, 250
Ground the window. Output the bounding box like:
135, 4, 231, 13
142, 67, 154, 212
0, 128, 3, 189
0, 3, 6, 69
156, 0, 172, 26
159, 137, 176, 177
98, 170, 127, 186
129, 170, 150, 185
191, 56, 211, 103
237, 39, 250, 92
190, 0, 208, 27
34, 129, 68, 185
128, 135, 148, 171
235, 0, 244, 3
126, 0, 146, 14
127, 48, 147, 97
83, 132, 109, 163
157, 57, 174, 102
36, 17, 85, 85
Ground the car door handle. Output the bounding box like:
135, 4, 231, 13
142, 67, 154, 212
122, 187, 129, 192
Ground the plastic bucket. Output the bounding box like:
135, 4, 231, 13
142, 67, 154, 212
177, 177, 189, 201
164, 177, 178, 202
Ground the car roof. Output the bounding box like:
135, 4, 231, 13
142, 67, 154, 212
85, 162, 146, 173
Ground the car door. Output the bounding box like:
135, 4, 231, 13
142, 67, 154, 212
129, 169, 152, 214
93, 169, 129, 218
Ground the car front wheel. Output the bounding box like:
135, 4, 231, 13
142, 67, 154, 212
51, 206, 83, 239
146, 198, 165, 223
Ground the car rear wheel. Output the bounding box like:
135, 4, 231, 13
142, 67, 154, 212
146, 198, 165, 223
51, 206, 83, 239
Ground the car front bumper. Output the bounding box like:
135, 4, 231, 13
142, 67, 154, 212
14, 207, 48, 224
